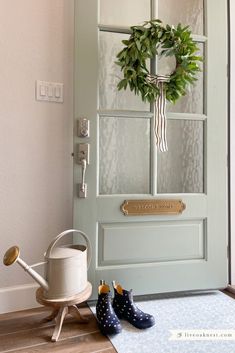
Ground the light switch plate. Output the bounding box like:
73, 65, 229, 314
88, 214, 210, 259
36, 80, 64, 103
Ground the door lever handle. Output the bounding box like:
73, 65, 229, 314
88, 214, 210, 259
77, 143, 89, 198
78, 158, 88, 198
81, 158, 87, 193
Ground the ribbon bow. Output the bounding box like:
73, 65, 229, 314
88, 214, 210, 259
147, 74, 170, 152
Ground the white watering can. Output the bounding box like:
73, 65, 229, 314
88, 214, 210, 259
3, 229, 91, 299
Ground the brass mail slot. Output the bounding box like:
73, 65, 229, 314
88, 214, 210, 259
121, 199, 186, 216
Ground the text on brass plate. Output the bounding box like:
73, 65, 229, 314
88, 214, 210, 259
121, 199, 186, 216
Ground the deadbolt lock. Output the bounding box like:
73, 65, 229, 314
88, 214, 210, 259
78, 143, 90, 165
78, 118, 90, 138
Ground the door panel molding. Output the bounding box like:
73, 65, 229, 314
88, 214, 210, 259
98, 220, 205, 266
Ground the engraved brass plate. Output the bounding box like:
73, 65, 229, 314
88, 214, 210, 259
121, 199, 186, 216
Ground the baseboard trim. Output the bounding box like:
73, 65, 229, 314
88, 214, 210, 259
226, 284, 235, 294
0, 283, 41, 314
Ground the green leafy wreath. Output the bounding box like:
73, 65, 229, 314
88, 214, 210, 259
116, 19, 202, 104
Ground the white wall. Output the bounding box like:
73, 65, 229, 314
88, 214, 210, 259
230, 1, 235, 285
0, 0, 74, 313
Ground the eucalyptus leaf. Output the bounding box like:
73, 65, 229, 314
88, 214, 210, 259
116, 19, 203, 104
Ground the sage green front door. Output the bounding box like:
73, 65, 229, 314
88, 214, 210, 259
74, 0, 228, 298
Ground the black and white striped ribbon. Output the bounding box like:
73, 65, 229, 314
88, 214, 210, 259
147, 74, 170, 152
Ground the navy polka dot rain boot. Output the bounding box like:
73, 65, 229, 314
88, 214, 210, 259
96, 280, 122, 335
112, 281, 155, 329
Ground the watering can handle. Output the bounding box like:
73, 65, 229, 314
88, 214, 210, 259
45, 229, 92, 269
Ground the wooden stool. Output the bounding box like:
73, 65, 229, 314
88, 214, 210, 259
36, 282, 92, 342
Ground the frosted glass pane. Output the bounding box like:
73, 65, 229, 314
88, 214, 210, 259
99, 0, 151, 27
99, 117, 150, 194
157, 120, 203, 193
99, 31, 150, 111
159, 0, 204, 35
165, 43, 204, 114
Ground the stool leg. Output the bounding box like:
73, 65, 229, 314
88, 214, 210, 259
52, 306, 68, 342
69, 305, 89, 323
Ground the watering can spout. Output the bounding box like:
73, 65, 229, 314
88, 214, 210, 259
3, 246, 49, 292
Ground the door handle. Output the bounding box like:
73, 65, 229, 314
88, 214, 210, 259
81, 158, 87, 192
79, 158, 87, 198
77, 143, 89, 198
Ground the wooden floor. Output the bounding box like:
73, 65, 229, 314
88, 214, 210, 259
0, 290, 234, 353
0, 304, 116, 353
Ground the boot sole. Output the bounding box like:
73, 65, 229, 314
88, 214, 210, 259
98, 323, 122, 336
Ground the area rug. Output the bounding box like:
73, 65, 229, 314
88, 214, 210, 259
89, 291, 235, 353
